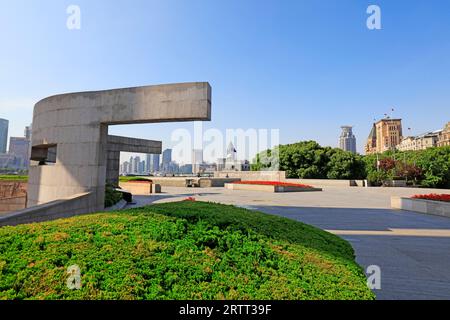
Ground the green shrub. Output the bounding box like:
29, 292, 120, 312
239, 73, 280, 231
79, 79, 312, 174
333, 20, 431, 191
367, 171, 387, 185
0, 175, 28, 182
253, 141, 365, 180
0, 201, 375, 300
104, 184, 123, 208
119, 176, 152, 183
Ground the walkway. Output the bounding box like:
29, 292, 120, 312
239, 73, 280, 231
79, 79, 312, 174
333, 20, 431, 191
126, 186, 450, 300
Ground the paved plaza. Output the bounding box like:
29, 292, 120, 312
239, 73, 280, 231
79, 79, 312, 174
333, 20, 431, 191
126, 186, 450, 300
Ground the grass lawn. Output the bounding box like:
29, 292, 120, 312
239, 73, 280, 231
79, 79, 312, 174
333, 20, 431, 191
119, 176, 152, 183
0, 201, 375, 300
0, 175, 28, 182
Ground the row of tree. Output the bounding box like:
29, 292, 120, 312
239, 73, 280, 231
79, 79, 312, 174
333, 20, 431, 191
251, 141, 450, 189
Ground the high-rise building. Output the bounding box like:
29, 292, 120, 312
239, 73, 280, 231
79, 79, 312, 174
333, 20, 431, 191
145, 154, 161, 173
139, 160, 145, 174
365, 118, 403, 154
132, 156, 141, 174
121, 161, 130, 175
9, 137, 31, 169
152, 154, 160, 172
162, 149, 172, 172
135, 157, 143, 174
192, 149, 203, 174
179, 164, 193, 174
339, 126, 357, 153
162, 149, 172, 164
145, 154, 151, 173
24, 125, 32, 140
0, 118, 9, 154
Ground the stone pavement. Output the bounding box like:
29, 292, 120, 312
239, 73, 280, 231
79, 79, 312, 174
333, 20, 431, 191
126, 186, 450, 300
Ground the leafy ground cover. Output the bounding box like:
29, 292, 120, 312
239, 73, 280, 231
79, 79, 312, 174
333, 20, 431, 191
104, 184, 124, 208
0, 175, 28, 182
0, 201, 374, 300
119, 176, 152, 183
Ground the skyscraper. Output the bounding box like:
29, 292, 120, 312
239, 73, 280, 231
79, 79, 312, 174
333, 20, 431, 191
0, 118, 9, 154
152, 154, 160, 172
339, 126, 357, 153
9, 137, 30, 169
146, 154, 151, 173
162, 149, 172, 172
131, 156, 141, 174
192, 149, 203, 174
24, 125, 32, 140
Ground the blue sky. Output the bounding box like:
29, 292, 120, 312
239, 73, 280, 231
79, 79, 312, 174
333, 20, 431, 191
1, 0, 449, 161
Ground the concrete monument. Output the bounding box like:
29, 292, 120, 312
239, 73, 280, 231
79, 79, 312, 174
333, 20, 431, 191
28, 82, 211, 212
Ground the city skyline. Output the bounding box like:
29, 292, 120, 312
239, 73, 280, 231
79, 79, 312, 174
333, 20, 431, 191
1, 1, 450, 160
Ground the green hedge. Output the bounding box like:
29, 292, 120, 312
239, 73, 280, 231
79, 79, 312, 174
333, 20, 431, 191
253, 141, 450, 188
0, 201, 374, 300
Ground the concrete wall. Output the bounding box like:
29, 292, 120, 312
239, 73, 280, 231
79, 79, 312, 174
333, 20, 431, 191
123, 177, 241, 188
213, 171, 363, 187
214, 171, 286, 181
0, 192, 92, 227
391, 196, 450, 218
225, 183, 322, 193
0, 181, 27, 215
146, 177, 188, 187
29, 82, 211, 212
119, 182, 154, 195
199, 178, 241, 187
0, 196, 26, 215
285, 179, 365, 188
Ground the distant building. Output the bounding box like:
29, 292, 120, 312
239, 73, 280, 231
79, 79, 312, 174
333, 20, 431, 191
145, 154, 151, 173
438, 122, 450, 147
132, 156, 141, 174
152, 154, 160, 173
396, 136, 416, 152
365, 118, 403, 154
164, 161, 179, 174
219, 142, 251, 171
162, 149, 172, 172
0, 118, 8, 154
139, 160, 145, 174
192, 149, 203, 174
339, 126, 357, 153
120, 161, 130, 175
365, 124, 377, 154
216, 158, 226, 171
24, 125, 32, 140
397, 131, 441, 152
179, 164, 193, 174
0, 153, 16, 169
8, 137, 30, 169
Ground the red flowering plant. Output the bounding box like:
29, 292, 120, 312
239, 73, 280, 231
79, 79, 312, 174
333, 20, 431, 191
184, 197, 196, 201
233, 181, 314, 188
412, 194, 450, 203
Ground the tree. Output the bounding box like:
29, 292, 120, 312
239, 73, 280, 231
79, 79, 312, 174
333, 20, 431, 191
326, 149, 366, 180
